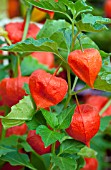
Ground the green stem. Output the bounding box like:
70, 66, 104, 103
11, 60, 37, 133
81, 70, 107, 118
64, 67, 72, 109
53, 62, 63, 76
15, 5, 32, 77
73, 31, 80, 45
70, 20, 75, 52
48, 142, 56, 170
64, 13, 72, 23
78, 37, 84, 52
50, 164, 56, 170
74, 94, 80, 106
1, 105, 10, 140
1, 128, 6, 140
5, 36, 12, 45
64, 95, 72, 109
55, 53, 67, 64
13, 53, 21, 77
22, 5, 33, 41
71, 76, 78, 92
63, 19, 81, 108
99, 99, 111, 116
51, 142, 56, 154
71, 86, 89, 96
67, 67, 71, 91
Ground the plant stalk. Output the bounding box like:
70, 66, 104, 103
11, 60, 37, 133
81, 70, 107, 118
70, 20, 75, 51
71, 86, 89, 96
78, 37, 84, 52
22, 5, 33, 41
64, 67, 72, 109
99, 99, 111, 116
71, 76, 78, 92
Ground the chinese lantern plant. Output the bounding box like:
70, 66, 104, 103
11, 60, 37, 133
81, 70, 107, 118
0, 0, 111, 170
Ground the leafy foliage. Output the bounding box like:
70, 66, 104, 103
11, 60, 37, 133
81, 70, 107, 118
2, 96, 36, 129
0, 145, 16, 157
51, 154, 77, 170
25, 0, 67, 16
78, 146, 97, 158
37, 19, 70, 39
57, 105, 75, 130
40, 109, 58, 129
21, 56, 56, 76
76, 14, 111, 32
40, 105, 75, 130
0, 152, 36, 170
59, 139, 85, 155
26, 111, 46, 130
100, 116, 111, 132
36, 125, 65, 147
94, 76, 111, 92
73, 0, 93, 17
1, 38, 59, 54
0, 0, 111, 169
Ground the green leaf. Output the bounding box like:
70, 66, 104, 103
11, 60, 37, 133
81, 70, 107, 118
0, 152, 36, 170
21, 0, 30, 7
94, 76, 111, 92
1, 38, 59, 54
37, 19, 70, 52
100, 50, 110, 58
37, 19, 70, 39
25, 0, 67, 15
0, 39, 5, 45
59, 139, 85, 155
51, 103, 64, 114
100, 116, 111, 132
82, 13, 111, 25
51, 155, 77, 170
91, 135, 111, 169
63, 28, 72, 53
19, 138, 47, 170
2, 96, 36, 129
0, 136, 19, 147
0, 69, 8, 81
10, 54, 18, 77
30, 153, 47, 170
91, 134, 111, 151
74, 34, 99, 50
26, 111, 46, 130
18, 135, 34, 152
57, 105, 76, 130
0, 145, 16, 157
76, 20, 107, 32
77, 157, 85, 169
100, 51, 111, 72
76, 13, 111, 32
74, 0, 93, 17
40, 109, 58, 129
78, 146, 97, 158
21, 56, 56, 76
0, 63, 9, 80
36, 125, 65, 147
97, 53, 111, 88
23, 83, 30, 95
60, 1, 76, 17
19, 141, 33, 153
50, 31, 68, 51
101, 73, 111, 84
26, 116, 41, 130
41, 154, 50, 170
